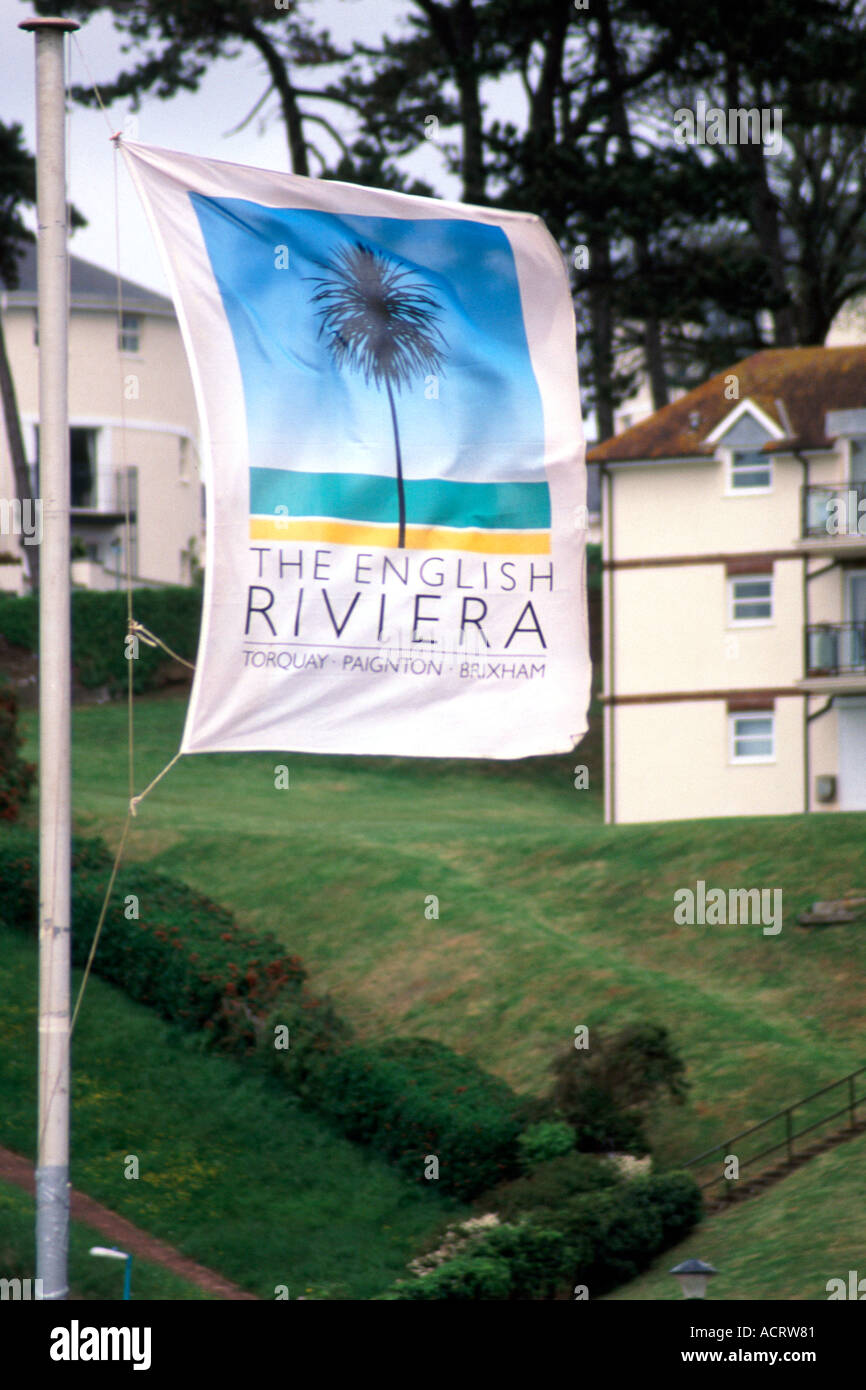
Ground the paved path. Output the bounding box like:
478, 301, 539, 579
0, 1144, 258, 1300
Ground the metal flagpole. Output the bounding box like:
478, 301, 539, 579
19, 14, 80, 1302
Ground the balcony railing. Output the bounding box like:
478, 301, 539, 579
805, 622, 866, 677
801, 482, 866, 539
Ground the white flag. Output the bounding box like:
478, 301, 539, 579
122, 141, 590, 758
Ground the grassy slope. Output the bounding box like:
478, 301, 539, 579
38, 696, 865, 1170
0, 1178, 214, 1300
0, 924, 466, 1300
603, 1130, 866, 1301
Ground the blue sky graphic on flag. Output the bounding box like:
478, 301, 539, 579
190, 196, 550, 551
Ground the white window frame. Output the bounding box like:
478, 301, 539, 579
729, 711, 776, 765
725, 447, 773, 495
727, 573, 774, 627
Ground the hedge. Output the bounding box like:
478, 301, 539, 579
0, 587, 202, 693
387, 1170, 703, 1299
1, 828, 526, 1199
0, 678, 35, 822
0, 827, 311, 1050
274, 1036, 525, 1200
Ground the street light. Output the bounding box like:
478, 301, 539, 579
669, 1258, 718, 1299
90, 1246, 133, 1300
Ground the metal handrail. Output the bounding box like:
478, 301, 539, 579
681, 1066, 866, 1191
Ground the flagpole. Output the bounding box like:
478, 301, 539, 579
19, 13, 79, 1302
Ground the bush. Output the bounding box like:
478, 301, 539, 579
0, 828, 313, 1051
387, 1169, 703, 1300
0, 587, 202, 694
547, 1021, 689, 1155
387, 1254, 513, 1301
0, 828, 524, 1199
488, 1151, 622, 1223
0, 679, 35, 822
517, 1119, 576, 1170
301, 1036, 524, 1200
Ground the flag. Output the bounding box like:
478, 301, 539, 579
122, 141, 590, 759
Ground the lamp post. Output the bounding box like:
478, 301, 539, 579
670, 1258, 718, 1299
90, 1246, 134, 1300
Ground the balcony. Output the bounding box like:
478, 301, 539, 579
800, 622, 866, 693
70, 466, 138, 524
797, 483, 866, 556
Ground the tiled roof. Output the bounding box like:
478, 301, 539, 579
1, 241, 173, 315
588, 347, 866, 463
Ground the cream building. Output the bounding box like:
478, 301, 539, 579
0, 244, 203, 593
589, 346, 866, 822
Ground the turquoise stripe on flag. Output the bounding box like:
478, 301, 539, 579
249, 468, 550, 531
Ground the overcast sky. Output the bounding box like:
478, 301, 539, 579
6, 0, 460, 294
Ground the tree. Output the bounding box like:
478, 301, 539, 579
548, 1022, 689, 1154
33, 0, 351, 177
308, 243, 447, 549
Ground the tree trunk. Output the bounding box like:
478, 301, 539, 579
241, 23, 310, 176
589, 233, 616, 443
385, 378, 406, 549
0, 312, 38, 590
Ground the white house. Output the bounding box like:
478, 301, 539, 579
589, 346, 866, 822
0, 244, 203, 593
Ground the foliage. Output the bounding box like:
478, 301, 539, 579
548, 1022, 689, 1153
0, 677, 35, 821
0, 587, 201, 692
0, 827, 309, 1050
516, 1119, 576, 1170
386, 1252, 513, 1301
488, 1151, 622, 1223
297, 1036, 525, 1200
388, 1170, 702, 1299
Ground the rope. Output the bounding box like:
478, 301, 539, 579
52, 43, 192, 1051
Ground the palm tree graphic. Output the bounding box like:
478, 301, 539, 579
308, 242, 448, 549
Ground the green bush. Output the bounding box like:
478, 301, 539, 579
302, 1037, 524, 1200
488, 1151, 621, 1223
547, 1021, 688, 1155
0, 828, 524, 1200
0, 678, 35, 822
0, 587, 202, 694
0, 595, 37, 651
387, 1170, 702, 1300
387, 1254, 513, 1301
477, 1224, 567, 1300
0, 828, 311, 1050
517, 1119, 576, 1170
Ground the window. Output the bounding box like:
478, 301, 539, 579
730, 449, 772, 491
729, 574, 773, 625
70, 427, 98, 508
33, 425, 98, 506
118, 312, 140, 353
730, 712, 775, 763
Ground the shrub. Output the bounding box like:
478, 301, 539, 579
387, 1169, 702, 1300
517, 1119, 576, 1170
0, 679, 35, 822
478, 1224, 567, 1300
303, 1037, 524, 1199
0, 829, 311, 1051
547, 1021, 689, 1154
0, 587, 202, 694
387, 1254, 512, 1301
488, 1151, 621, 1223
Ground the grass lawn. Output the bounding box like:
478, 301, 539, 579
0, 923, 467, 1300
0, 1177, 214, 1300
603, 1129, 866, 1301
28, 694, 866, 1170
